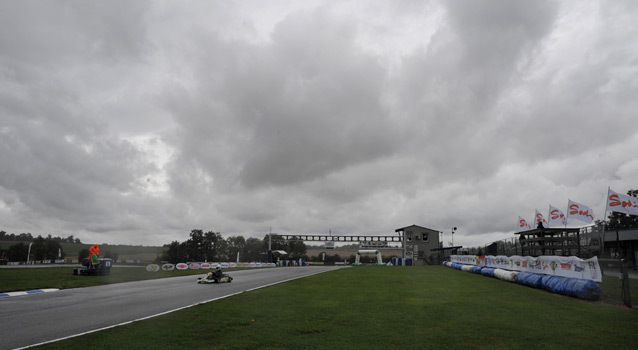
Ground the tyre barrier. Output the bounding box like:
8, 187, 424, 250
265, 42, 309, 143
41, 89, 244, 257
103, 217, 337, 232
443, 263, 600, 300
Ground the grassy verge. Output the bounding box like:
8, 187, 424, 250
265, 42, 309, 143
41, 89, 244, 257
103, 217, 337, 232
32, 266, 638, 350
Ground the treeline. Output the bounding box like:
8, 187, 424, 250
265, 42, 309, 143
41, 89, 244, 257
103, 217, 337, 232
161, 229, 309, 264
3, 236, 65, 262
0, 231, 82, 244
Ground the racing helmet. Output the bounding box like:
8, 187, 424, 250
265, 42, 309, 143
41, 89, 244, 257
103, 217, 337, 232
216, 266, 221, 271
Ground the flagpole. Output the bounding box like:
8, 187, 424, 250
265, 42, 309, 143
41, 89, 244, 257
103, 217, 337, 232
601, 187, 609, 259
566, 199, 570, 229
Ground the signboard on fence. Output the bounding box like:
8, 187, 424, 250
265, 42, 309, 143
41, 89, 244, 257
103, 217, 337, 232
360, 241, 388, 249
450, 255, 602, 282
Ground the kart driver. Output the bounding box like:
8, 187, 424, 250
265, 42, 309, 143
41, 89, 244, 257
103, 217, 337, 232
213, 266, 223, 281
206, 266, 223, 282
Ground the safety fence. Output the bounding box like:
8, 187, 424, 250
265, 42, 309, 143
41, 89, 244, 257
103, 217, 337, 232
458, 228, 603, 258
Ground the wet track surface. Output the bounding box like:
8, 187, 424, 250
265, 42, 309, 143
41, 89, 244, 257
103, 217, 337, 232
0, 266, 342, 349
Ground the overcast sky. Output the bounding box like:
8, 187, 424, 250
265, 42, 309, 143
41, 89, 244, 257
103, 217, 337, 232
1, 1, 637, 247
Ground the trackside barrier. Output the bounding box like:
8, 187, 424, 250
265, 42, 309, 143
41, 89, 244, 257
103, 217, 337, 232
514, 272, 544, 288
493, 268, 518, 282
540, 275, 601, 301
480, 267, 496, 277
444, 262, 601, 301
461, 265, 474, 272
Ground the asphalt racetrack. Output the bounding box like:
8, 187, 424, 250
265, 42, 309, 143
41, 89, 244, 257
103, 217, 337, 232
0, 266, 343, 350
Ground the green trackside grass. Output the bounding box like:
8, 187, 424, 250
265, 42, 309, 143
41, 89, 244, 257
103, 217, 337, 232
33, 266, 638, 350
0, 267, 217, 292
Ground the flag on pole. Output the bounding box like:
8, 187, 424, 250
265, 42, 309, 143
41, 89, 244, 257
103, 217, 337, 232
535, 209, 548, 228
548, 205, 567, 226
567, 199, 595, 223
517, 216, 531, 232
607, 188, 638, 216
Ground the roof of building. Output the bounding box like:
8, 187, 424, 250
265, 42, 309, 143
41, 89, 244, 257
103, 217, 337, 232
517, 227, 581, 236
395, 224, 439, 233
431, 246, 463, 251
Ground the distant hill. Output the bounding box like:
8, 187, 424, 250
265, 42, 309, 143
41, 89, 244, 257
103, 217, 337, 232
0, 241, 166, 262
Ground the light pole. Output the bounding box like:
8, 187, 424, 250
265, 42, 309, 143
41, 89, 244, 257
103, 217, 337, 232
451, 227, 457, 246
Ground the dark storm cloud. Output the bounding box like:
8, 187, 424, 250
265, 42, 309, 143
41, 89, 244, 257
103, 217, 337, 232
0, 1, 158, 232
165, 8, 401, 191
392, 0, 559, 184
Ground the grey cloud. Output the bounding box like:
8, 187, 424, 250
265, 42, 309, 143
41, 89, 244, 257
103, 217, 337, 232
0, 1, 149, 66
165, 8, 401, 192
2, 1, 637, 246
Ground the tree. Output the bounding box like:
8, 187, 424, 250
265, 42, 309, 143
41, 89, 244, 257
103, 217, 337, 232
30, 236, 63, 261
78, 248, 89, 263
225, 236, 246, 262
7, 242, 28, 262
162, 241, 183, 264
243, 237, 265, 262
287, 239, 307, 259
203, 231, 224, 261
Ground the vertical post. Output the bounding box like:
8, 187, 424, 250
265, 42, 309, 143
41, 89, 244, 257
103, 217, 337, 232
621, 259, 632, 308
26, 241, 33, 266
402, 230, 406, 266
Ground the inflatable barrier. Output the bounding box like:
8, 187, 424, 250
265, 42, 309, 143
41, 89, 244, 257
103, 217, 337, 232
442, 262, 600, 300
540, 275, 601, 301
514, 272, 544, 288
480, 267, 496, 277
471, 266, 483, 274
461, 265, 474, 272
493, 268, 518, 282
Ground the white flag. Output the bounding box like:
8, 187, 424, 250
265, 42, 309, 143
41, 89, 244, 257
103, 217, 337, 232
535, 209, 548, 227
548, 205, 567, 226
607, 188, 638, 216
516, 216, 531, 232
567, 199, 595, 223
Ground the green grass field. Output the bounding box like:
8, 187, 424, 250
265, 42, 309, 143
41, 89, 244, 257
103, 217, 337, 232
15, 266, 637, 350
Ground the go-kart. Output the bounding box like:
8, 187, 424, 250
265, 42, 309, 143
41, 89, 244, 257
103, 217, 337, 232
197, 273, 233, 284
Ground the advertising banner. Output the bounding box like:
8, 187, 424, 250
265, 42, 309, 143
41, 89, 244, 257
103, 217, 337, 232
360, 241, 388, 248
145, 264, 160, 272
450, 255, 601, 282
